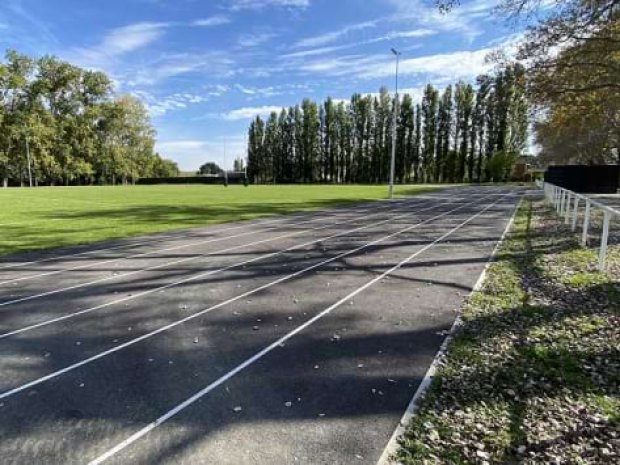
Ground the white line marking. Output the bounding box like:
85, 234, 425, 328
0, 200, 398, 285
0, 197, 437, 308
0, 199, 443, 338
86, 191, 513, 465
375, 193, 522, 465
0, 194, 496, 401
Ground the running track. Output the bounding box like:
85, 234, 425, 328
0, 186, 522, 465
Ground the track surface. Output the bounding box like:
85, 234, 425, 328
0, 186, 521, 465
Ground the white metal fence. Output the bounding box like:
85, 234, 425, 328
541, 182, 619, 271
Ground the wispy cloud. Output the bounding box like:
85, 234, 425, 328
386, 0, 497, 42
237, 32, 276, 47
221, 105, 284, 120
297, 47, 494, 82
192, 15, 231, 27
132, 86, 230, 117
228, 0, 310, 11
233, 83, 312, 99
283, 28, 435, 58
295, 20, 377, 48
67, 22, 168, 69
122, 52, 235, 87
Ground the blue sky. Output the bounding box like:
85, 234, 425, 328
0, 0, 523, 170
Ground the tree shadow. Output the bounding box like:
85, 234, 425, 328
398, 200, 619, 463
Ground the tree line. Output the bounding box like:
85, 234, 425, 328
0, 50, 179, 187
246, 64, 528, 184
439, 0, 618, 166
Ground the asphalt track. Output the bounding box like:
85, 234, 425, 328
0, 186, 522, 465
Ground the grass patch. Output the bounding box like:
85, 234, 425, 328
0, 184, 443, 257
395, 197, 619, 464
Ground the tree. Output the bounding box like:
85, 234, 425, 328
0, 50, 175, 187
301, 99, 320, 182
473, 76, 491, 182
436, 85, 453, 182
154, 156, 180, 177
197, 162, 223, 176
244, 68, 529, 185
247, 116, 265, 183
421, 84, 439, 183
233, 157, 245, 171
455, 82, 474, 182
436, 1, 619, 165
398, 93, 414, 182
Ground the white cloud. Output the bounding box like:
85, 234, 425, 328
237, 32, 276, 47
131, 85, 230, 117
386, 0, 498, 42
229, 0, 310, 11
156, 136, 246, 171
387, 48, 493, 79
122, 52, 235, 87
221, 105, 284, 121
283, 28, 435, 58
233, 83, 311, 98
297, 47, 494, 82
192, 15, 231, 27
295, 20, 377, 48
102, 22, 167, 54
66, 22, 168, 69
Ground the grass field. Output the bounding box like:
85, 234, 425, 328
0, 184, 444, 257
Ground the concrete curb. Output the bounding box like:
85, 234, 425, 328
376, 194, 524, 465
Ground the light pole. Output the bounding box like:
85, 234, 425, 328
388, 48, 401, 200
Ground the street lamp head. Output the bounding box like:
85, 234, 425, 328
391, 48, 400, 56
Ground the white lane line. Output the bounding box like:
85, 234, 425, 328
0, 199, 444, 339
0, 197, 436, 308
375, 193, 523, 465
0, 197, 405, 273
86, 191, 515, 465
0, 193, 497, 401
0, 200, 400, 285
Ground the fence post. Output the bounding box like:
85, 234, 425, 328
582, 200, 591, 246
564, 193, 572, 224
571, 196, 579, 231
598, 211, 611, 271
561, 191, 567, 216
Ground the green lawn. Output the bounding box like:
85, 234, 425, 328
0, 184, 444, 257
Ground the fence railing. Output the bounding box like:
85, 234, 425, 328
541, 182, 619, 271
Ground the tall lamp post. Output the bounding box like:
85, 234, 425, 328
388, 48, 401, 200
